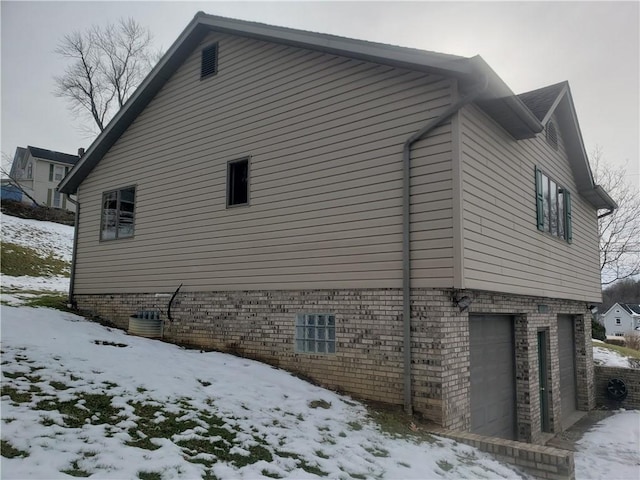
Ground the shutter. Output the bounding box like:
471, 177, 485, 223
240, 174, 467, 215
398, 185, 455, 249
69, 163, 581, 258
47, 189, 52, 206
564, 190, 572, 243
535, 167, 544, 231
62, 195, 67, 210
65, 166, 69, 175
49, 164, 54, 181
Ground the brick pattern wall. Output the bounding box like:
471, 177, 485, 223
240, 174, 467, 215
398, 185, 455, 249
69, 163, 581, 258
429, 427, 575, 480
75, 288, 594, 443
594, 366, 640, 409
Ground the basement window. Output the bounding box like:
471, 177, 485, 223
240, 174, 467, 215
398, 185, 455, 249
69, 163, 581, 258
101, 186, 136, 240
535, 167, 572, 243
201, 43, 218, 78
295, 314, 336, 354
227, 158, 249, 207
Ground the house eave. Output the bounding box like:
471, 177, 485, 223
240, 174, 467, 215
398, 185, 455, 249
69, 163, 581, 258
58, 13, 553, 194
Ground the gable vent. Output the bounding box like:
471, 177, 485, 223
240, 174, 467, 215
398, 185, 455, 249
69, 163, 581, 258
201, 43, 218, 78
545, 121, 558, 150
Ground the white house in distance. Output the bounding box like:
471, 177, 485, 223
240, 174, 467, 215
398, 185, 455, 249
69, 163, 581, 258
602, 303, 640, 336
8, 146, 80, 212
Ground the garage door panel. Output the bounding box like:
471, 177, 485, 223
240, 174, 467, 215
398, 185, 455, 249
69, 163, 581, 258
470, 315, 516, 440
558, 315, 577, 424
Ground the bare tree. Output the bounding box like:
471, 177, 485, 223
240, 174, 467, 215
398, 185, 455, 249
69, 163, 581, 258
54, 18, 160, 134
592, 147, 640, 285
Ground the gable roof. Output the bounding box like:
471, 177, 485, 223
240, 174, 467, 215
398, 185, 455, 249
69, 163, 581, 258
603, 302, 640, 317
518, 82, 617, 211
28, 146, 79, 166
518, 81, 567, 123
57, 12, 616, 213
621, 303, 640, 315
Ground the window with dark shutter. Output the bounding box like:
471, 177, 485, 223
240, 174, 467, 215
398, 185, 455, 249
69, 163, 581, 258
201, 43, 218, 78
534, 166, 572, 243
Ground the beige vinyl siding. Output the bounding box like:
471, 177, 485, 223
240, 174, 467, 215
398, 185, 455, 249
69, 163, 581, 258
459, 104, 601, 302
74, 32, 454, 294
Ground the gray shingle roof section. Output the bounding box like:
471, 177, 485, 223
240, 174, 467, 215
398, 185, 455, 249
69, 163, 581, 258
28, 146, 79, 165
517, 81, 567, 122
621, 303, 640, 315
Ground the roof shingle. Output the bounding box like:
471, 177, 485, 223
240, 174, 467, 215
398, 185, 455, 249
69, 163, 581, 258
28, 146, 79, 166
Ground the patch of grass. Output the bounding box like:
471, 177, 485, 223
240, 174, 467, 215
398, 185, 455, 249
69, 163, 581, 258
197, 379, 212, 387
315, 449, 329, 459
138, 472, 162, 480
397, 461, 410, 468
437, 459, 454, 472
35, 393, 121, 428
127, 401, 199, 451
1, 385, 32, 403
594, 341, 640, 359
50, 381, 70, 390
365, 446, 389, 457
23, 294, 75, 313
273, 451, 327, 476
348, 473, 367, 480
1, 440, 29, 458
261, 469, 283, 479
2, 371, 25, 380
1, 242, 70, 277
347, 421, 363, 431
366, 403, 437, 441
308, 399, 331, 409
61, 460, 91, 477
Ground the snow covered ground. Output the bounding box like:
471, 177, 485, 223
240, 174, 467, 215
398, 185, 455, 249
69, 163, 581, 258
593, 339, 636, 368
574, 410, 640, 480
1, 213, 73, 263
1, 305, 528, 479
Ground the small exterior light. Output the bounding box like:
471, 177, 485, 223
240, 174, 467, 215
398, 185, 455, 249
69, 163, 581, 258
455, 295, 473, 312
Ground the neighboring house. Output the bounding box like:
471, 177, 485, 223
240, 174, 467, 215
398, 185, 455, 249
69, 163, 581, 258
59, 14, 617, 444
602, 303, 640, 336
8, 146, 80, 212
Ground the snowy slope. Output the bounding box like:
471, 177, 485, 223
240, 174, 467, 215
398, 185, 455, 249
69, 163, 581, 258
1, 213, 73, 293
1, 305, 528, 480
1, 213, 74, 262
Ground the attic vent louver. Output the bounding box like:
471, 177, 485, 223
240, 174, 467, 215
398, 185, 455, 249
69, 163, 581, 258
201, 43, 218, 78
545, 121, 558, 150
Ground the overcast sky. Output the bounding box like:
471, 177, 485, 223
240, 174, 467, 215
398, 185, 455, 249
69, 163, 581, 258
1, 1, 638, 186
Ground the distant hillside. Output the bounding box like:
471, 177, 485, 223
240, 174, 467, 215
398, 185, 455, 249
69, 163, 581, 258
1, 200, 74, 225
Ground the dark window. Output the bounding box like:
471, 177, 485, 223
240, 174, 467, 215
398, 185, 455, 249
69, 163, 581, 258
227, 158, 249, 207
101, 186, 136, 240
535, 167, 572, 243
201, 43, 218, 78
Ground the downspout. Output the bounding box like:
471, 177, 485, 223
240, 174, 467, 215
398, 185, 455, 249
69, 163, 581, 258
402, 76, 489, 414
64, 193, 79, 307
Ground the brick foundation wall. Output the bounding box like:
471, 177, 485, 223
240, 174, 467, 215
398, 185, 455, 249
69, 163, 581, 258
75, 288, 594, 443
429, 427, 575, 480
594, 366, 640, 409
